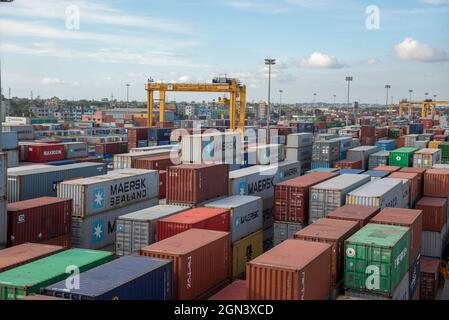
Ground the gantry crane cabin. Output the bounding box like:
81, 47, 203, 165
399, 100, 449, 119
145, 77, 246, 132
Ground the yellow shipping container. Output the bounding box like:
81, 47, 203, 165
232, 229, 263, 280
429, 141, 443, 149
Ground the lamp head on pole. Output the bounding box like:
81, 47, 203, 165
264, 58, 276, 66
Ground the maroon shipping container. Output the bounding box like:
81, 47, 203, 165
274, 172, 339, 223
420, 257, 441, 300
27, 144, 65, 162
0, 243, 65, 273
326, 205, 380, 229
95, 142, 128, 155
434, 135, 448, 142
360, 125, 375, 137
370, 208, 422, 264
360, 137, 376, 146
416, 197, 448, 232
424, 169, 449, 197
7, 197, 72, 247
396, 136, 405, 148
389, 172, 420, 207
400, 167, 426, 198
134, 155, 174, 171
40, 233, 72, 249
167, 164, 229, 205
156, 207, 230, 241
159, 170, 167, 199
140, 229, 231, 300
293, 218, 359, 286
333, 160, 363, 170
127, 127, 149, 148
246, 240, 332, 300
374, 165, 401, 173
208, 280, 247, 300
73, 156, 104, 163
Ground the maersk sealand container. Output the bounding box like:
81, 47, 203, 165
7, 162, 107, 203
346, 178, 405, 209
41, 256, 173, 300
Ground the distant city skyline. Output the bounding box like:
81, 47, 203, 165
0, 0, 448, 103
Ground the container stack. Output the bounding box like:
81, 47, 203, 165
285, 133, 313, 172
360, 125, 375, 146
127, 127, 149, 149
311, 139, 340, 169
346, 146, 380, 170
368, 151, 390, 169
2, 132, 19, 168
413, 149, 441, 169
389, 147, 419, 168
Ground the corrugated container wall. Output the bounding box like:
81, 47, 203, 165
231, 230, 263, 280
346, 178, 404, 209
423, 169, 449, 198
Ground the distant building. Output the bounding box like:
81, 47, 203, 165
258, 101, 268, 120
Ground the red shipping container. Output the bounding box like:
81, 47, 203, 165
416, 197, 448, 232
396, 136, 405, 148
127, 127, 149, 148
156, 207, 231, 241
370, 207, 423, 264
208, 280, 246, 300
374, 165, 401, 173
400, 167, 426, 198
360, 137, 376, 146
424, 169, 449, 197
360, 125, 375, 138
73, 156, 104, 163
140, 229, 231, 300
389, 172, 420, 207
167, 164, 229, 205
159, 170, 167, 199
27, 144, 65, 162
247, 240, 332, 300
434, 135, 448, 142
134, 155, 174, 171
327, 205, 380, 229
274, 172, 339, 223
422, 119, 434, 129
95, 142, 128, 155
333, 160, 363, 170
294, 218, 359, 286
420, 257, 441, 300
7, 197, 72, 247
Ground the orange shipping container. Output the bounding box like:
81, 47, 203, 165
140, 229, 230, 300
246, 240, 332, 300
374, 165, 401, 173
208, 280, 247, 300
416, 197, 448, 232
424, 169, 449, 197
326, 205, 381, 229
400, 167, 426, 198
293, 218, 359, 286
333, 160, 363, 170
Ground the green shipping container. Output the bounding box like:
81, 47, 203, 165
388, 147, 418, 168
438, 142, 449, 159
0, 249, 114, 300
344, 224, 410, 297
388, 129, 401, 139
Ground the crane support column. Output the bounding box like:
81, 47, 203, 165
239, 86, 246, 135
229, 92, 236, 131
147, 89, 154, 127
160, 91, 166, 123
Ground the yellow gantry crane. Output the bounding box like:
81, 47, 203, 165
145, 78, 246, 131
399, 100, 449, 119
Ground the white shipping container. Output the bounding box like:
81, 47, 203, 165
432, 164, 449, 169
2, 123, 34, 140
115, 204, 191, 256
346, 146, 380, 169
247, 144, 285, 165
229, 161, 301, 199
72, 198, 159, 250
346, 178, 404, 209
309, 174, 371, 223
286, 147, 312, 162
129, 145, 178, 153
63, 142, 88, 159
0, 153, 7, 247
58, 169, 159, 218
273, 221, 303, 246
287, 133, 313, 148
422, 224, 447, 258
205, 195, 263, 243
413, 148, 441, 169
113, 149, 177, 169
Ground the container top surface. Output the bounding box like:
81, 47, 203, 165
392, 147, 419, 153
389, 172, 419, 179
295, 218, 358, 240
230, 161, 298, 179
340, 169, 365, 174
374, 166, 401, 172
249, 239, 331, 270
416, 197, 447, 207
371, 208, 422, 226
414, 148, 440, 155
141, 229, 230, 256
348, 146, 379, 152
311, 174, 370, 191
44, 256, 172, 296
204, 195, 261, 208
377, 139, 395, 143
7, 197, 70, 211
208, 280, 246, 300
20, 294, 67, 300
160, 207, 230, 224
116, 149, 177, 158
346, 223, 409, 247
276, 172, 338, 188
187, 131, 239, 138
170, 163, 226, 170
60, 168, 156, 186
0, 243, 64, 271
371, 151, 391, 157
327, 205, 380, 219
432, 164, 449, 169
136, 155, 171, 161
118, 205, 190, 221
8, 162, 105, 176
0, 249, 113, 287
347, 178, 402, 197
420, 257, 441, 273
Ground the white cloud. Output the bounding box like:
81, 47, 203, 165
177, 75, 191, 82
225, 1, 289, 14
296, 52, 344, 69
128, 72, 144, 78
394, 37, 449, 62
41, 77, 78, 86
367, 58, 379, 65
421, 0, 449, 4
285, 0, 337, 8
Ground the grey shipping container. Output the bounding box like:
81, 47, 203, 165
204, 195, 263, 243
2, 124, 34, 140
286, 147, 312, 162
0, 153, 7, 247
346, 178, 405, 209
115, 205, 190, 256
312, 140, 340, 162
368, 151, 390, 170
263, 226, 274, 252
2, 132, 18, 150
316, 133, 338, 141
345, 272, 410, 300
57, 169, 159, 218
421, 224, 447, 258
63, 142, 88, 159
309, 174, 371, 223
8, 162, 107, 203
113, 149, 177, 169
247, 144, 285, 165
229, 161, 301, 199
72, 197, 159, 250
262, 196, 274, 229
5, 150, 19, 168
287, 133, 313, 148
346, 146, 380, 170
273, 221, 303, 246
41, 256, 173, 300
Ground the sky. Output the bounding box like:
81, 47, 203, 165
0, 0, 448, 104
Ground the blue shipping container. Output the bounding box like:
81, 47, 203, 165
41, 256, 173, 300
339, 169, 365, 175
409, 123, 424, 134
2, 132, 18, 150
297, 122, 314, 133
363, 170, 390, 179
148, 128, 172, 142
157, 140, 170, 146
376, 139, 396, 151
311, 161, 333, 169
137, 140, 148, 148
47, 159, 77, 166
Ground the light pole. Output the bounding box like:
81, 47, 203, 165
345, 76, 353, 125
409, 89, 413, 102
433, 94, 437, 101
126, 83, 130, 109
313, 93, 317, 116
425, 92, 429, 101
265, 58, 276, 124
279, 89, 283, 120
333, 94, 336, 109
385, 85, 391, 112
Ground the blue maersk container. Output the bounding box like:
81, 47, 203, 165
47, 159, 77, 166
41, 256, 173, 300
409, 123, 424, 134
376, 139, 396, 151
339, 169, 365, 175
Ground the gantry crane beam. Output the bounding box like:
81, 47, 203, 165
399, 100, 449, 119
145, 81, 246, 132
